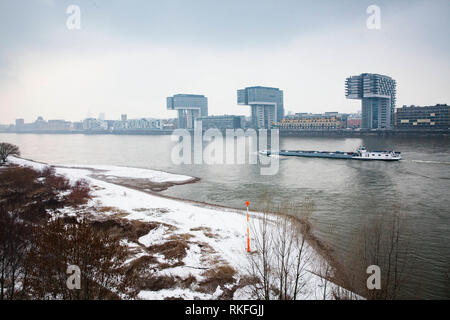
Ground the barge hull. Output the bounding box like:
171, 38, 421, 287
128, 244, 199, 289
266, 151, 401, 161
267, 151, 353, 159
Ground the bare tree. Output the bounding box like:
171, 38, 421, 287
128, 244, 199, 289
247, 208, 274, 300
339, 211, 411, 300
0, 143, 20, 165
363, 213, 410, 299
0, 205, 31, 300
246, 200, 314, 300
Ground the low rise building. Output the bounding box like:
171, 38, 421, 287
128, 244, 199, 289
276, 113, 347, 130
197, 115, 242, 130
112, 118, 162, 131
83, 118, 108, 131
347, 113, 362, 128
395, 104, 449, 130
48, 120, 72, 131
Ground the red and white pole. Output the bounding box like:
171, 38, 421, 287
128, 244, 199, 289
246, 201, 250, 252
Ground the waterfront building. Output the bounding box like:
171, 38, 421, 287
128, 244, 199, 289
237, 86, 284, 129
112, 118, 162, 131
72, 122, 83, 131
15, 119, 24, 129
161, 119, 176, 130
14, 117, 74, 131
197, 115, 242, 130
121, 114, 127, 121
345, 73, 396, 129
83, 118, 107, 131
48, 120, 72, 131
347, 112, 362, 128
275, 113, 347, 130
395, 104, 449, 130
347, 117, 362, 128
34, 117, 49, 130
167, 94, 208, 129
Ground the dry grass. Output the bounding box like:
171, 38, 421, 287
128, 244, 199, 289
158, 261, 185, 269
110, 211, 130, 219
89, 218, 160, 243
204, 232, 220, 239
127, 255, 158, 272
94, 206, 130, 218
190, 226, 220, 239
148, 240, 189, 261
197, 264, 236, 294
138, 273, 198, 293
139, 275, 177, 291
168, 233, 194, 241
190, 226, 211, 232
97, 206, 116, 213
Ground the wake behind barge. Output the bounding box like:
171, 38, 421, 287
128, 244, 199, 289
260, 147, 402, 161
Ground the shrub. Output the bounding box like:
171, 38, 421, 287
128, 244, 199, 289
68, 179, 91, 205
46, 173, 71, 191
23, 217, 137, 300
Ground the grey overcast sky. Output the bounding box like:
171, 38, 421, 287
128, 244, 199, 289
0, 0, 449, 123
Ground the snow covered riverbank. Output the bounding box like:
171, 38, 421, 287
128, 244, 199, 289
8, 156, 352, 300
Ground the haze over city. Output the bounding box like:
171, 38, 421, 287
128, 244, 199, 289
1, 0, 449, 124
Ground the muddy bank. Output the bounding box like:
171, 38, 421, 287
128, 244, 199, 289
89, 174, 200, 192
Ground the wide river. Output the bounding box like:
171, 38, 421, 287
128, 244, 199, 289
1, 133, 449, 299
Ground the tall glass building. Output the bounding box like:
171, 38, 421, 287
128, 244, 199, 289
237, 86, 284, 129
345, 73, 396, 129
167, 94, 208, 129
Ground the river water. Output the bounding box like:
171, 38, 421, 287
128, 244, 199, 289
1, 132, 449, 299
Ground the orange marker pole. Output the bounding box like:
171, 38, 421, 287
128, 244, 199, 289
246, 201, 250, 252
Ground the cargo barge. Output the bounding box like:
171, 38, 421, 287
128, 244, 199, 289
260, 147, 402, 161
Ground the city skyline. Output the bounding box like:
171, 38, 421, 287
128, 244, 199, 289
1, 0, 450, 124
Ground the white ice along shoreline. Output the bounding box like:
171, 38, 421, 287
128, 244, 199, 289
7, 156, 354, 300
56, 163, 194, 183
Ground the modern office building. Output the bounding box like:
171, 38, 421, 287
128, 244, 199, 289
167, 94, 208, 129
346, 73, 396, 129
198, 115, 242, 130
237, 86, 284, 129
395, 104, 449, 130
